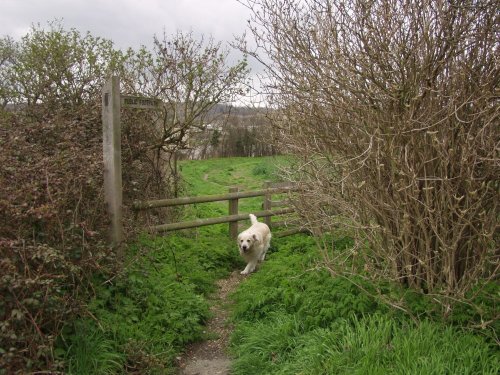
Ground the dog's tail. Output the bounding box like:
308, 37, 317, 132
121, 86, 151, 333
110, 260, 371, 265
249, 213, 259, 225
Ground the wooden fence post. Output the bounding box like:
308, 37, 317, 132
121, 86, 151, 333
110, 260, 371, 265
263, 181, 272, 228
102, 76, 124, 253
229, 186, 239, 239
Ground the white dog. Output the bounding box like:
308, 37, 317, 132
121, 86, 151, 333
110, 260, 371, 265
237, 214, 272, 275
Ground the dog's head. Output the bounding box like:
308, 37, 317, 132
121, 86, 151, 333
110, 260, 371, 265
237, 232, 260, 253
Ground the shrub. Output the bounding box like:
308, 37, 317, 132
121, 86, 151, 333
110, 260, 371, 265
242, 0, 499, 309
0, 25, 138, 372
0, 105, 109, 372
1, 22, 124, 115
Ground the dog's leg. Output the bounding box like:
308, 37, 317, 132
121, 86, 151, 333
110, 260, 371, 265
241, 259, 257, 275
259, 248, 267, 261
259, 234, 271, 261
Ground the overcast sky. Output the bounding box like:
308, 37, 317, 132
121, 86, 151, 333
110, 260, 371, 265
0, 0, 253, 50
0, 0, 268, 104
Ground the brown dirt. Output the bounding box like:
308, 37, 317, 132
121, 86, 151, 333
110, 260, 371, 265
177, 271, 244, 375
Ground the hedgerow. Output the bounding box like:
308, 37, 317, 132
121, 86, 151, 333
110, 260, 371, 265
0, 104, 108, 372
0, 19, 247, 372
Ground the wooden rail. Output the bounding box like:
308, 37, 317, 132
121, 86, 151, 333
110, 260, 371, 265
132, 187, 295, 210
133, 182, 303, 238
152, 208, 294, 233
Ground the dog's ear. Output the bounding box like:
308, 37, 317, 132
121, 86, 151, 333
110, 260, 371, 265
252, 233, 259, 242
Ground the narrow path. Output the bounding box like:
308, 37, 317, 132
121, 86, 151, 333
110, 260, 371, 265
177, 271, 244, 375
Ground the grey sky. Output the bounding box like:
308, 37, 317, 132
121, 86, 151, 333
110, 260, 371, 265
0, 0, 252, 50
0, 0, 268, 104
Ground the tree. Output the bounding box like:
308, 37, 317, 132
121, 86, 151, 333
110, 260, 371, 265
120, 31, 249, 192
0, 36, 17, 107
2, 21, 125, 114
242, 0, 499, 297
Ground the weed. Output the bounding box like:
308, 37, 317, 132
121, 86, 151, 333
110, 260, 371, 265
62, 320, 124, 375
59, 230, 240, 373
251, 160, 279, 180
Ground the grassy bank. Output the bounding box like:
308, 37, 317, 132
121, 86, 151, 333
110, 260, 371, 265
60, 232, 243, 373
229, 235, 499, 374
59, 156, 284, 373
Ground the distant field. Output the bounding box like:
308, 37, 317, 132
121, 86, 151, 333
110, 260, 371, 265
179, 155, 288, 195
178, 156, 292, 231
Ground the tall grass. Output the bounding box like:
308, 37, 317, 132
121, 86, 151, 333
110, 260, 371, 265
229, 235, 499, 375
59, 231, 241, 373
232, 314, 498, 375
63, 321, 124, 375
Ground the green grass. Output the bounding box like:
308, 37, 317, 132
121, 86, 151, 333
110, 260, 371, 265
229, 235, 499, 375
59, 156, 498, 374
59, 156, 287, 373
60, 231, 243, 374
179, 156, 286, 195
62, 320, 124, 375
178, 156, 290, 235
231, 314, 498, 375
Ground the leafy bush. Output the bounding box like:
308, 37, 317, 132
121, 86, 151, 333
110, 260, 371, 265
0, 105, 108, 372
0, 22, 129, 372
1, 22, 123, 114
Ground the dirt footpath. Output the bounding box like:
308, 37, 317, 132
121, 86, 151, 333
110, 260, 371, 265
177, 271, 244, 375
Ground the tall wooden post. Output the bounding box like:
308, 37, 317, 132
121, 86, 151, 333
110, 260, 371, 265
228, 186, 239, 239
102, 76, 124, 251
263, 181, 272, 228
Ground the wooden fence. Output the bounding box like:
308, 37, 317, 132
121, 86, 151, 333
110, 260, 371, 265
102, 76, 304, 246
132, 182, 306, 238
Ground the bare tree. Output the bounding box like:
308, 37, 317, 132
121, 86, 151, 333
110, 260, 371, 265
120, 31, 249, 194
242, 0, 499, 299
0, 36, 17, 108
